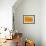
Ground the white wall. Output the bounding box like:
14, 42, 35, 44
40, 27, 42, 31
13, 0, 46, 46
0, 0, 16, 29
13, 0, 41, 46
41, 0, 46, 46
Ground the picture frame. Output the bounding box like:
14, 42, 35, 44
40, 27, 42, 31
23, 15, 35, 24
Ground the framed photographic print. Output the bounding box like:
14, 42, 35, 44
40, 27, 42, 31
23, 15, 35, 24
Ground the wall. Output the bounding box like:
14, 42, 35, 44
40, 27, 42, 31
0, 0, 17, 39
0, 0, 16, 29
41, 0, 46, 46
13, 0, 41, 46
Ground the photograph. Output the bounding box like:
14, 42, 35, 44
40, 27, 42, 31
0, 0, 46, 46
23, 15, 35, 24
